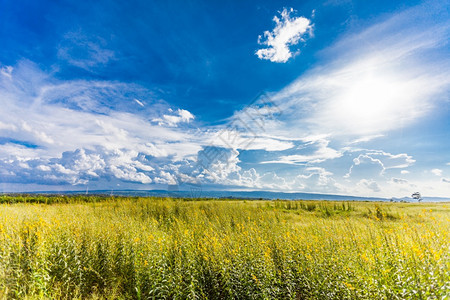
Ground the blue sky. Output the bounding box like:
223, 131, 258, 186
0, 0, 449, 197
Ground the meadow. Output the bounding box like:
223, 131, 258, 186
0, 195, 448, 299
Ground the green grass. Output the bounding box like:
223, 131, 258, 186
0, 196, 448, 299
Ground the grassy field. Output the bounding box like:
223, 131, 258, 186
0, 196, 448, 299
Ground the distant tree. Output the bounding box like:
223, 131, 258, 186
411, 192, 422, 202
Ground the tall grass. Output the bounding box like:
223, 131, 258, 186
0, 197, 448, 299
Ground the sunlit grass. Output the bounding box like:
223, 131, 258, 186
0, 196, 448, 299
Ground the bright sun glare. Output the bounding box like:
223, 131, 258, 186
327, 69, 423, 135
341, 76, 401, 120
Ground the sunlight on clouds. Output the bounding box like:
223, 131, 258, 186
315, 59, 443, 135
336, 74, 405, 129
269, 5, 449, 138
348, 134, 384, 145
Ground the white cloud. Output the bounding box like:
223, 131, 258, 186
442, 178, 450, 183
348, 135, 384, 145
262, 138, 341, 164
0, 60, 203, 158
344, 150, 414, 180
294, 167, 344, 193
134, 99, 145, 107
358, 179, 381, 193
256, 8, 313, 63
0, 121, 17, 131
401, 170, 410, 174
0, 60, 211, 188
0, 66, 13, 78
197, 147, 241, 182
258, 172, 290, 190
211, 130, 294, 151
57, 31, 115, 71
431, 168, 443, 176
390, 177, 409, 184
37, 165, 51, 172
153, 109, 195, 126
345, 154, 385, 179
365, 151, 415, 169
0, 60, 309, 191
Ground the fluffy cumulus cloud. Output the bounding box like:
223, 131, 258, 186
256, 8, 313, 63
0, 60, 205, 189
345, 154, 385, 179
192, 147, 287, 190
153, 109, 195, 126
345, 150, 415, 179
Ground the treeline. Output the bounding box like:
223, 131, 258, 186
0, 194, 242, 204
0, 194, 119, 204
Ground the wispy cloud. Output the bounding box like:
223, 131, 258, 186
134, 99, 145, 107
262, 138, 341, 164
431, 169, 443, 176
0, 66, 13, 79
347, 135, 384, 145
390, 177, 409, 185
358, 179, 381, 193
256, 8, 313, 63
57, 31, 115, 71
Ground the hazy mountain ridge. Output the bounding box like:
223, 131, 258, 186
19, 190, 450, 202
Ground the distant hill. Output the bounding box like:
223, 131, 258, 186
21, 189, 386, 201
11, 189, 450, 202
